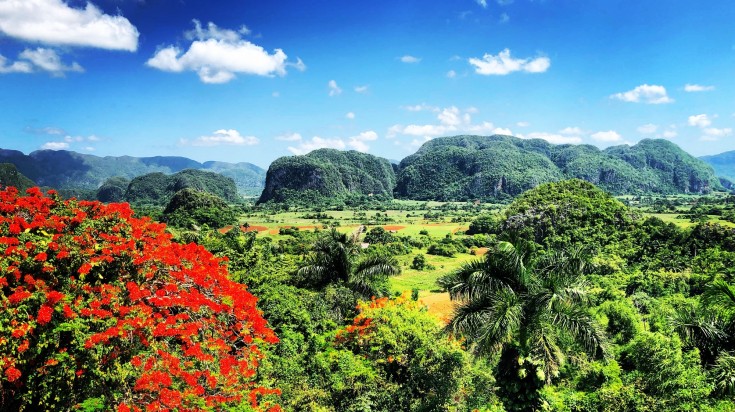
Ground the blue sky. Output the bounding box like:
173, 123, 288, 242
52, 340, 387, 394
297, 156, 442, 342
0, 0, 734, 168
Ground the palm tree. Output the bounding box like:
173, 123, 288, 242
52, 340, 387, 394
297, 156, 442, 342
298, 228, 400, 299
673, 279, 735, 395
438, 238, 606, 391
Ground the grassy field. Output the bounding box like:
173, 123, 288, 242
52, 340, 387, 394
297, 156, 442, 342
644, 213, 735, 228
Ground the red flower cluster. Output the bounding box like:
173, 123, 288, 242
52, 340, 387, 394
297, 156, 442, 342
0, 187, 280, 411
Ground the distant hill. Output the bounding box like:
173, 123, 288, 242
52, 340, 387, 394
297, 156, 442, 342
258, 149, 396, 205
0, 148, 265, 195
394, 135, 721, 201
125, 169, 240, 206
700, 150, 735, 182
0, 163, 35, 191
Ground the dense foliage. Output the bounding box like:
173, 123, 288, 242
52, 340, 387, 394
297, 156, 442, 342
162, 188, 238, 229
258, 149, 396, 206
125, 169, 240, 206
394, 135, 721, 201
0, 187, 279, 411
0, 163, 35, 192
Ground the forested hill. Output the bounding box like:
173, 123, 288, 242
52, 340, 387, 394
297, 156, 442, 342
257, 148, 396, 205
0, 163, 35, 191
395, 135, 722, 201
0, 148, 265, 195
701, 150, 735, 182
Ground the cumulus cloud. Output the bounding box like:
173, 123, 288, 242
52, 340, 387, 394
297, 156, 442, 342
702, 127, 732, 138
684, 84, 715, 92
147, 20, 301, 84
0, 0, 138, 51
354, 85, 369, 93
40, 141, 70, 150
559, 126, 584, 135
400, 55, 421, 63
523, 132, 582, 145
286, 131, 379, 155
662, 129, 678, 139
476, 0, 487, 7
183, 129, 259, 146
469, 49, 550, 75
1, 48, 83, 75
688, 114, 712, 128
328, 80, 342, 96
389, 106, 502, 139
0, 54, 32, 73
610, 84, 673, 104
288, 136, 344, 155
591, 130, 622, 142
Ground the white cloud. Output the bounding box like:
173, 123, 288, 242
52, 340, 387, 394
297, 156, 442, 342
0, 0, 138, 51
1, 48, 83, 76
469, 48, 550, 75
347, 130, 378, 152
499, 13, 510, 23
184, 129, 259, 146
476, 0, 488, 7
40, 141, 70, 150
346, 112, 355, 120
275, 132, 302, 142
400, 55, 421, 63
147, 20, 299, 84
0, 54, 32, 73
354, 85, 369, 93
328, 79, 342, 96
19, 48, 83, 75
492, 127, 513, 135
559, 126, 583, 135
389, 106, 502, 139
703, 127, 732, 138
610, 84, 673, 104
684, 84, 715, 92
516, 121, 530, 128
591, 130, 622, 142
637, 123, 658, 134
688, 114, 712, 128
523, 132, 582, 145
446, 69, 457, 78
288, 136, 346, 155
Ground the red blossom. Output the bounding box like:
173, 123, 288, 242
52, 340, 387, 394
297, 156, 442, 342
4, 367, 21, 382
37, 305, 53, 325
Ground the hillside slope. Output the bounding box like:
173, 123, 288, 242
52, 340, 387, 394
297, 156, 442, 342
394, 135, 721, 201
257, 149, 396, 205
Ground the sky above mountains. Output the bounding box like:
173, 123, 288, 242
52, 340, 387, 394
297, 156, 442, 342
0, 0, 733, 167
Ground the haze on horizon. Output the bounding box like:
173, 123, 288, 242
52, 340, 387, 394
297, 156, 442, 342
0, 0, 733, 168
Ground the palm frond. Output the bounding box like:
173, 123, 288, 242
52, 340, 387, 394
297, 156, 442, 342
549, 301, 608, 358
447, 287, 523, 356
703, 280, 735, 315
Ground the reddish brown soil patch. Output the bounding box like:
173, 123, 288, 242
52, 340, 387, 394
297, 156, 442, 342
297, 225, 318, 230
242, 225, 268, 232
269, 229, 280, 235
382, 225, 406, 231
218, 225, 234, 234
474, 247, 489, 256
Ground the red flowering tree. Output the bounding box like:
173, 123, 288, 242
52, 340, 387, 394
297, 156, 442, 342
0, 187, 280, 411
